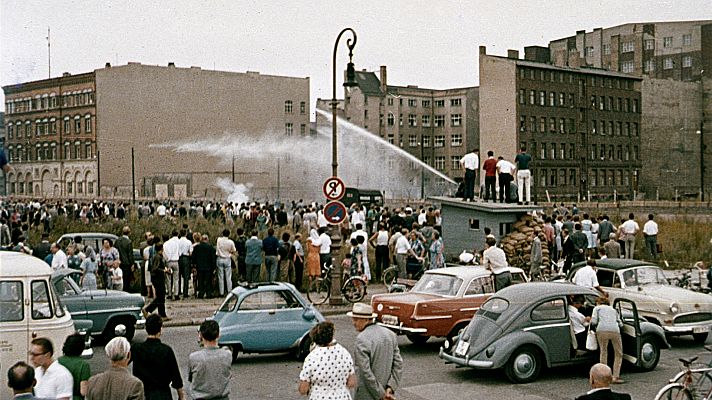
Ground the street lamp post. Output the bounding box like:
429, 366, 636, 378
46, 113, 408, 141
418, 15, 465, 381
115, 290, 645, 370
329, 28, 357, 305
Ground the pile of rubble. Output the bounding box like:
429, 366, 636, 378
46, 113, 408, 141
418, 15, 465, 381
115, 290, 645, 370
500, 213, 550, 272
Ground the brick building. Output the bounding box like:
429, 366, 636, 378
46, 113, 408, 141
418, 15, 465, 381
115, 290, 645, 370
479, 47, 642, 201
3, 62, 310, 200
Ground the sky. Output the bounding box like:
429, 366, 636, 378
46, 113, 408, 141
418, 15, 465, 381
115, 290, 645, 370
1, 0, 709, 120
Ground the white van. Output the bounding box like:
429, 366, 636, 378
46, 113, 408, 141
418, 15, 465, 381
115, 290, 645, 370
0, 251, 91, 398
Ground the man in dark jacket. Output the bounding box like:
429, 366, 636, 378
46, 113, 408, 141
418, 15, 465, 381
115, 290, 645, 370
115, 226, 135, 292
192, 234, 216, 299
571, 223, 588, 264
575, 363, 631, 400
33, 233, 52, 263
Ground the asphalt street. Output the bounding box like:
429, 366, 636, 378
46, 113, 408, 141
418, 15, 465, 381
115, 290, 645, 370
85, 315, 712, 400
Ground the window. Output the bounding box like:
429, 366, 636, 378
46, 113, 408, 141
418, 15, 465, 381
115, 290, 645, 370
570, 168, 576, 184
621, 42, 634, 53
591, 120, 597, 134
284, 100, 293, 113
549, 117, 556, 132
399, 114, 403, 126
539, 168, 547, 186
540, 143, 546, 160
633, 99, 638, 113
408, 99, 417, 107
644, 60, 655, 73
451, 156, 461, 171
422, 100, 430, 108
559, 118, 565, 133
422, 136, 430, 147
7, 123, 13, 139
683, 34, 692, 46
421, 115, 431, 127
602, 44, 611, 55
299, 101, 306, 114
625, 122, 630, 136
451, 134, 462, 146
300, 124, 306, 136
0, 281, 23, 322
601, 120, 607, 135
450, 98, 461, 106
434, 156, 445, 170
644, 39, 655, 50
407, 135, 418, 147
434, 100, 445, 107
529, 90, 535, 105
84, 115, 92, 133
591, 168, 597, 186
388, 98, 394, 106
451, 114, 462, 127
408, 114, 417, 127
682, 56, 692, 68
560, 143, 566, 159
550, 143, 557, 160
519, 89, 526, 105
387, 113, 395, 126
568, 93, 575, 107
585, 47, 594, 57
85, 143, 92, 158
520, 116, 527, 132
539, 91, 545, 106
464, 277, 493, 296
549, 92, 555, 107
387, 134, 394, 144
632, 123, 639, 136
74, 117, 81, 133
434, 115, 445, 127
285, 123, 293, 136
531, 298, 566, 321
559, 92, 565, 106
31, 280, 53, 319
434, 136, 445, 147
530, 116, 537, 133
621, 61, 634, 73
617, 145, 623, 160
539, 117, 546, 133
663, 36, 673, 48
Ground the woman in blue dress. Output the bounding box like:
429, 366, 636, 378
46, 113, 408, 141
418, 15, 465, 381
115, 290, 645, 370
429, 231, 445, 270
80, 246, 98, 290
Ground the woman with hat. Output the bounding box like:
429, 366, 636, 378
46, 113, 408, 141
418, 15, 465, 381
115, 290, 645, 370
298, 321, 356, 399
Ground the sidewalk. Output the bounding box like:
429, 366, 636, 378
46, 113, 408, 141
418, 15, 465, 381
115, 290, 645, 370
161, 283, 390, 327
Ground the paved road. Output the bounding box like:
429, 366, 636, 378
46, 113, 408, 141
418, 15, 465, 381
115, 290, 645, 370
86, 315, 712, 400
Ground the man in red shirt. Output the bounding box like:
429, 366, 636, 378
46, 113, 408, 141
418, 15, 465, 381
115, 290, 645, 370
482, 151, 498, 202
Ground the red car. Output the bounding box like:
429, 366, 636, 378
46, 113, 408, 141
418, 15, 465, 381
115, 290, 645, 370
371, 265, 528, 346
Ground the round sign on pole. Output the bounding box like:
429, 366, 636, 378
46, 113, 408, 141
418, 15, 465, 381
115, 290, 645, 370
323, 177, 346, 201
323, 200, 348, 225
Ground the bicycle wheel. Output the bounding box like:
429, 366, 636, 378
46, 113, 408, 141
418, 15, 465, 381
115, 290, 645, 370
382, 267, 398, 286
342, 277, 366, 303
654, 383, 694, 400
306, 278, 330, 305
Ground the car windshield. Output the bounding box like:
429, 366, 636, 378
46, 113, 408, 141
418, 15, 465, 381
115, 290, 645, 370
412, 273, 463, 296
620, 266, 668, 286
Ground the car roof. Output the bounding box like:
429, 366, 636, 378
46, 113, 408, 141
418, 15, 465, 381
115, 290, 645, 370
429, 265, 525, 280
0, 251, 53, 277
495, 282, 598, 302
574, 258, 654, 271
230, 281, 294, 296
58, 233, 118, 240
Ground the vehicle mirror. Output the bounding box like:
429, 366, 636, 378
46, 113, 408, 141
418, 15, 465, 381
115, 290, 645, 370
302, 308, 316, 321
114, 324, 127, 337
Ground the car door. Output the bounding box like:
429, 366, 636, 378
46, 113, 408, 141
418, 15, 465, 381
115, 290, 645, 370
270, 289, 311, 349
613, 298, 641, 365
235, 289, 304, 352
526, 297, 571, 364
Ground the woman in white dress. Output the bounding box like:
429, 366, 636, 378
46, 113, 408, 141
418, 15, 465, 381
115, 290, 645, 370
299, 321, 356, 400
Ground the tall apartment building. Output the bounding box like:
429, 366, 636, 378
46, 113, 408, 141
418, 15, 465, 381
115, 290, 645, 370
479, 47, 642, 201
547, 20, 712, 82
3, 62, 310, 199
319, 66, 479, 183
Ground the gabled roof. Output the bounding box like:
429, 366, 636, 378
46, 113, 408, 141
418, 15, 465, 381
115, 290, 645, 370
354, 71, 384, 97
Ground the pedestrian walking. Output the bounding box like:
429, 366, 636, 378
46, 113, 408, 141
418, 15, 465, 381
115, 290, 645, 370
188, 320, 231, 400
298, 321, 356, 400
131, 315, 185, 400
143, 243, 169, 320
86, 337, 144, 400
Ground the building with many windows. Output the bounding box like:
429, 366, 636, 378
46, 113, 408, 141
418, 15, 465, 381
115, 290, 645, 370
3, 62, 310, 199
479, 47, 642, 201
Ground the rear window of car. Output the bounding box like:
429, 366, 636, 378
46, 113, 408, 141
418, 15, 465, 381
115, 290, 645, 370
478, 297, 509, 321
412, 274, 462, 296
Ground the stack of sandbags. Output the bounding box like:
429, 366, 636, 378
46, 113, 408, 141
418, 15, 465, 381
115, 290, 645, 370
499, 214, 550, 274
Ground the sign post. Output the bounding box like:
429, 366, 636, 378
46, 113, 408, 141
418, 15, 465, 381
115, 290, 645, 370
323, 177, 347, 305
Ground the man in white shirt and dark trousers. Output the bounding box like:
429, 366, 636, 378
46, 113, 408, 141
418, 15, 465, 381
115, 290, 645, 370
163, 231, 182, 300
496, 157, 515, 203
459, 148, 479, 202
620, 213, 640, 259
482, 237, 511, 291
177, 229, 193, 299
643, 214, 658, 260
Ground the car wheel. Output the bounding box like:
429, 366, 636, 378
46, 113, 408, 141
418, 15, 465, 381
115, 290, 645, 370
504, 346, 542, 383
693, 332, 709, 344
637, 335, 661, 372
406, 334, 429, 345
296, 335, 312, 361
104, 317, 135, 342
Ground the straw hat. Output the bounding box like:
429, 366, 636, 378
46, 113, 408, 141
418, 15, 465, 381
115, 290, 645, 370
347, 303, 377, 319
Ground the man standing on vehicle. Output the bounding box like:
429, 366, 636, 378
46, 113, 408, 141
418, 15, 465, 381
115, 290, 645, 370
495, 157, 515, 203
115, 226, 135, 292
459, 147, 479, 202
349, 303, 402, 400
482, 237, 511, 291
482, 150, 497, 202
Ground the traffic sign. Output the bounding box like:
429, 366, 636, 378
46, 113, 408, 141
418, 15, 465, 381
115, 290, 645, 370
323, 200, 348, 225
323, 177, 345, 201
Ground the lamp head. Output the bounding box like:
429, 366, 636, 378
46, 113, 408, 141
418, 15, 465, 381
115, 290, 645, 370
344, 62, 357, 87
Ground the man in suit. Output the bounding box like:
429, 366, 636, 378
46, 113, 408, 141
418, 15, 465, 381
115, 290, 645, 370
575, 363, 631, 400
115, 226, 135, 292
86, 337, 144, 400
349, 303, 402, 400
7, 361, 40, 399
33, 233, 52, 263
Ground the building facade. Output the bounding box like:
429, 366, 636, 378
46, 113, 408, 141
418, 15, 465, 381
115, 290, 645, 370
479, 47, 642, 201
320, 66, 479, 184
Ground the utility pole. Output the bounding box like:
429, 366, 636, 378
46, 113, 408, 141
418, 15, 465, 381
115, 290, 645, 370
131, 147, 136, 204
701, 121, 706, 201
47, 27, 51, 78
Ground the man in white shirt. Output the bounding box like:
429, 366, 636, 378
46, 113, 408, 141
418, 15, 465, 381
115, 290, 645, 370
568, 295, 590, 350
216, 229, 236, 296
643, 214, 659, 260
178, 229, 194, 298
318, 227, 332, 270
50, 243, 68, 270
620, 213, 640, 259
30, 337, 73, 400
394, 228, 420, 279
459, 148, 479, 201
573, 259, 605, 295
495, 157, 515, 203
163, 231, 182, 300
482, 237, 511, 291
156, 203, 167, 217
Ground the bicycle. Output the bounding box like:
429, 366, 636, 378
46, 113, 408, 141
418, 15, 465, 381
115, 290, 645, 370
381, 259, 426, 292
654, 353, 712, 400
306, 263, 367, 305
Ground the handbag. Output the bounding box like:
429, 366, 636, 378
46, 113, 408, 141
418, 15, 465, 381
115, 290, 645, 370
586, 327, 598, 351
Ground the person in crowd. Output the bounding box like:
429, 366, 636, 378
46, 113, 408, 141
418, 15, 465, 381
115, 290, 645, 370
215, 229, 236, 297
143, 243, 169, 320
530, 231, 543, 281
80, 246, 98, 290
29, 337, 73, 400
50, 242, 68, 271
299, 321, 356, 399
482, 236, 511, 291
317, 226, 332, 273
482, 150, 497, 202
115, 226, 135, 292
100, 238, 120, 289
349, 238, 364, 279
406, 230, 425, 278
620, 213, 639, 259
568, 295, 591, 351
66, 246, 82, 272
142, 236, 156, 299
459, 147, 479, 202
111, 261, 124, 291
292, 233, 305, 291
162, 231, 181, 301
235, 228, 248, 282
278, 232, 294, 283
306, 229, 322, 285
573, 259, 606, 295
604, 233, 622, 259
571, 223, 589, 265
58, 334, 91, 400
575, 364, 631, 400
591, 297, 625, 384
370, 223, 390, 281
188, 320, 231, 400
245, 230, 264, 283
348, 303, 402, 400
581, 214, 596, 258
6, 361, 41, 400
514, 146, 532, 205
429, 231, 445, 270
496, 156, 515, 203
643, 214, 659, 260
176, 229, 193, 299
34, 232, 52, 262
86, 337, 144, 400
131, 315, 185, 400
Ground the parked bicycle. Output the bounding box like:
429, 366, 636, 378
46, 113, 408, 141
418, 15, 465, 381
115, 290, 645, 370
306, 263, 367, 305
654, 346, 712, 400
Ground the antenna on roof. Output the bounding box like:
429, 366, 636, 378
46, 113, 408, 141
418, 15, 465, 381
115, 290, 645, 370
47, 27, 51, 78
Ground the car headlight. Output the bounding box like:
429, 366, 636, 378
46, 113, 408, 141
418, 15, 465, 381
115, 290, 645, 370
670, 302, 680, 314
486, 345, 496, 358
443, 339, 450, 350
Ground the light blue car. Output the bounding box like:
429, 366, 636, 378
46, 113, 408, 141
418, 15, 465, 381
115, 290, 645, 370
212, 282, 324, 361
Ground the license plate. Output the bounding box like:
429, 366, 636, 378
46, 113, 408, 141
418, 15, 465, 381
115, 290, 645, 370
455, 340, 470, 356
693, 326, 709, 334
382, 315, 398, 326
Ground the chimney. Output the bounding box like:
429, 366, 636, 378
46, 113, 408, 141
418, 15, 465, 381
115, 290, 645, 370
507, 49, 520, 59
105, 63, 111, 68
168, 62, 175, 67
379, 65, 387, 93
479, 46, 487, 55
62, 72, 71, 77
